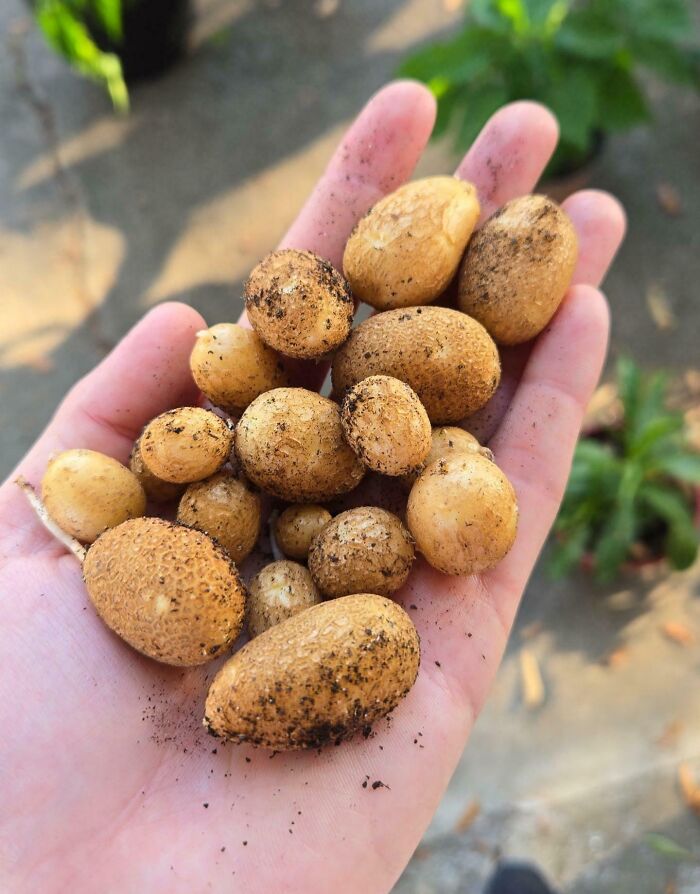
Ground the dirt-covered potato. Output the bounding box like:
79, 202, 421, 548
341, 375, 431, 476
204, 593, 420, 749
247, 560, 321, 638
129, 439, 185, 503
407, 453, 518, 575
332, 306, 500, 424
308, 506, 414, 598
244, 249, 354, 359
42, 449, 146, 543
140, 407, 233, 484
235, 388, 365, 502
343, 176, 480, 309
401, 427, 493, 488
177, 471, 261, 564
274, 504, 332, 561
189, 323, 289, 414
83, 518, 246, 666
458, 194, 578, 345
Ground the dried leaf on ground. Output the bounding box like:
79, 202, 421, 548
678, 763, 700, 814
657, 720, 684, 749
603, 647, 629, 668
454, 799, 481, 833
661, 621, 695, 646
656, 182, 682, 216
646, 283, 677, 331
583, 382, 622, 432
519, 621, 543, 641
520, 649, 545, 709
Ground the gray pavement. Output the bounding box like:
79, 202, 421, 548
2, 1, 700, 891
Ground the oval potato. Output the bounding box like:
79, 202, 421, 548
401, 427, 493, 488
247, 560, 321, 637
204, 593, 420, 749
140, 407, 234, 484
343, 176, 480, 309
274, 504, 332, 561
129, 439, 185, 503
331, 306, 500, 424
458, 194, 578, 345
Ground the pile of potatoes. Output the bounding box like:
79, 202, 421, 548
32, 179, 577, 751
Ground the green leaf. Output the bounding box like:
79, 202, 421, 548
92, 0, 123, 43
548, 523, 589, 578
556, 11, 624, 59
645, 832, 696, 861
623, 0, 692, 43
399, 28, 499, 85
632, 415, 684, 458
455, 83, 510, 150
639, 482, 699, 571
469, 0, 510, 30
542, 65, 598, 150
632, 38, 700, 86
655, 452, 700, 484
592, 462, 644, 579
617, 356, 641, 440
596, 67, 650, 132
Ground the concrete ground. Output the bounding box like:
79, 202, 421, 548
2, 1, 700, 891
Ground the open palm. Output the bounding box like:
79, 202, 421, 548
0, 82, 625, 893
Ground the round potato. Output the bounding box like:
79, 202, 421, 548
129, 439, 185, 503
84, 518, 246, 666
235, 388, 365, 502
42, 449, 146, 543
407, 453, 518, 575
458, 194, 578, 345
244, 249, 354, 359
341, 375, 431, 476
140, 407, 234, 484
331, 306, 500, 424
401, 427, 493, 487
343, 176, 480, 309
177, 471, 261, 564
247, 560, 321, 638
308, 506, 414, 598
274, 504, 332, 561
190, 323, 288, 414
204, 593, 420, 749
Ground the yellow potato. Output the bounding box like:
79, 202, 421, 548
274, 505, 332, 561
247, 560, 321, 637
139, 407, 234, 484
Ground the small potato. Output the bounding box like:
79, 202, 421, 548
332, 306, 500, 424
247, 560, 321, 638
407, 453, 518, 576
458, 194, 578, 345
401, 427, 492, 488
274, 505, 332, 561
177, 471, 261, 564
235, 388, 365, 502
341, 375, 431, 476
190, 323, 289, 414
308, 506, 414, 598
204, 593, 420, 749
84, 518, 246, 666
343, 176, 480, 309
42, 449, 146, 543
140, 407, 234, 484
129, 439, 184, 503
244, 249, 354, 359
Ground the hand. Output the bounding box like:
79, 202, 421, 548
0, 81, 625, 894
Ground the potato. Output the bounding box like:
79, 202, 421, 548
129, 439, 184, 503
274, 504, 332, 561
42, 449, 146, 543
343, 176, 480, 309
177, 471, 261, 564
190, 323, 289, 414
458, 194, 578, 345
341, 375, 431, 476
244, 249, 354, 359
406, 453, 518, 575
204, 593, 420, 749
401, 427, 492, 488
247, 560, 321, 638
308, 506, 414, 598
84, 518, 246, 666
332, 306, 500, 424
235, 387, 365, 502
140, 407, 234, 485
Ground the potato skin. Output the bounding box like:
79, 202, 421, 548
247, 560, 321, 638
458, 194, 578, 345
235, 388, 365, 502
177, 471, 261, 564
190, 323, 288, 414
308, 507, 414, 598
401, 427, 492, 488
407, 453, 518, 575
140, 407, 234, 484
42, 449, 146, 543
341, 375, 431, 476
331, 306, 500, 424
129, 439, 184, 503
343, 176, 480, 309
244, 249, 354, 359
204, 593, 420, 749
274, 505, 332, 561
84, 518, 246, 666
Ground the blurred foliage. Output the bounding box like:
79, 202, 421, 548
399, 0, 700, 174
33, 0, 128, 111
551, 358, 700, 581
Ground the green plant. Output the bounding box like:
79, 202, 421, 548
551, 357, 700, 580
399, 0, 700, 174
33, 0, 128, 111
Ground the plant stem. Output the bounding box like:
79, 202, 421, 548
15, 476, 86, 563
